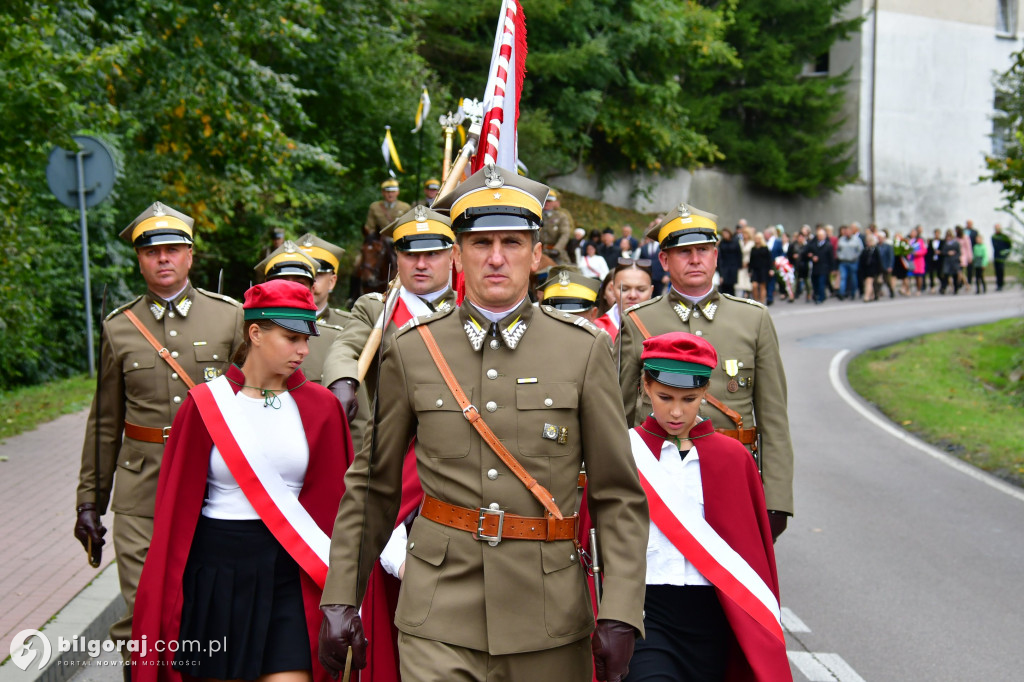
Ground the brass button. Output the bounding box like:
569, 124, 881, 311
213, 354, 219, 360
171, 351, 179, 358
485, 401, 498, 413
486, 369, 498, 380
695, 330, 703, 336
543, 398, 553, 407
737, 361, 744, 368
132, 362, 139, 368
487, 469, 498, 480
171, 373, 178, 380
173, 396, 182, 404
169, 330, 178, 337
489, 339, 501, 350
488, 502, 500, 510
435, 399, 444, 408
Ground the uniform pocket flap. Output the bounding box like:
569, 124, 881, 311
413, 384, 471, 412
541, 541, 579, 575
117, 449, 145, 473
407, 523, 450, 567
122, 353, 156, 373
515, 383, 578, 410
194, 343, 231, 363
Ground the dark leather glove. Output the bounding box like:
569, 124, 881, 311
318, 604, 367, 678
74, 503, 106, 564
768, 511, 788, 542
328, 379, 359, 422
591, 619, 636, 682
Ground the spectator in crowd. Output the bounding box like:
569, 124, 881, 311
594, 258, 655, 342
764, 226, 785, 305
803, 226, 834, 304
908, 226, 927, 295
893, 232, 912, 296
956, 225, 973, 287
717, 227, 742, 296
788, 231, 810, 301
638, 234, 666, 297
991, 224, 1012, 291
620, 236, 640, 260
568, 227, 587, 264
859, 233, 883, 302
964, 219, 978, 284
748, 232, 773, 305
836, 225, 863, 300
597, 227, 620, 270
826, 224, 839, 297
578, 240, 611, 281
621, 223, 640, 251
940, 229, 962, 295
737, 225, 754, 298
926, 228, 943, 292
973, 234, 988, 294
877, 230, 896, 298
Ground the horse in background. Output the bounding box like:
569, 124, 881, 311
350, 232, 396, 300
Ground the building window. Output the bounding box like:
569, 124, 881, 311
802, 51, 830, 77
997, 0, 1017, 35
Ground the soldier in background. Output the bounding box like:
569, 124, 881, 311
323, 205, 457, 453
541, 189, 574, 265
413, 177, 441, 207
74, 202, 244, 659
618, 203, 795, 541
319, 165, 648, 682
540, 268, 602, 323
260, 227, 285, 260
364, 178, 411, 237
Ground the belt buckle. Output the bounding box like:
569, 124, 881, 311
475, 508, 504, 547
162, 426, 172, 443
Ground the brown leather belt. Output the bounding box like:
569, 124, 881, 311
420, 495, 577, 545
716, 427, 758, 445
124, 421, 171, 444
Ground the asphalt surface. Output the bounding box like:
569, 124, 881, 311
771, 288, 1024, 681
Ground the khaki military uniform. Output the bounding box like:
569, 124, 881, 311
76, 284, 243, 643
304, 306, 350, 385
364, 199, 411, 236
540, 208, 574, 264
322, 299, 648, 670
619, 288, 794, 515
321, 288, 456, 453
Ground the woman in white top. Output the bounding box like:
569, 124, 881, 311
578, 241, 611, 280
132, 279, 352, 682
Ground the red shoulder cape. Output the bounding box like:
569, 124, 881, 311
131, 365, 353, 682
593, 313, 618, 342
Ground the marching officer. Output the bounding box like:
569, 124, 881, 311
364, 178, 411, 236
540, 268, 602, 322
322, 205, 457, 454
540, 189, 575, 265
74, 202, 244, 657
413, 176, 442, 207
618, 203, 795, 540
318, 165, 648, 682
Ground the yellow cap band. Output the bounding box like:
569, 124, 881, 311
131, 215, 193, 243
301, 245, 340, 272
657, 213, 717, 244
543, 282, 598, 302
392, 219, 455, 243
265, 251, 314, 275
450, 187, 543, 223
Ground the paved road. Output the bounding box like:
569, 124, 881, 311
771, 289, 1024, 681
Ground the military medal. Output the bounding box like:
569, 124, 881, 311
725, 359, 739, 393
542, 423, 559, 441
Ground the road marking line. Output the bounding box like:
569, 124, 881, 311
788, 652, 866, 682
829, 349, 1024, 505
781, 607, 811, 633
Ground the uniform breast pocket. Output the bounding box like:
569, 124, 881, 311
413, 385, 473, 458
122, 352, 156, 393
194, 343, 232, 381
515, 383, 579, 457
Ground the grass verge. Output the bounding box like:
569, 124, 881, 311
0, 374, 95, 443
848, 317, 1024, 486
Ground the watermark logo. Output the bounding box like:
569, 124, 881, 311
9, 629, 52, 671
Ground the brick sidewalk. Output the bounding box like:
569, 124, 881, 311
0, 410, 116, 646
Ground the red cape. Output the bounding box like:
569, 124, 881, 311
593, 313, 618, 342
579, 417, 790, 682
131, 365, 353, 682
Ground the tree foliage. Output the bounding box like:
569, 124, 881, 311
985, 49, 1024, 222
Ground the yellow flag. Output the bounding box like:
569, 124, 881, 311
411, 87, 431, 134
381, 126, 404, 173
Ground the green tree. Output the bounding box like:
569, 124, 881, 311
985, 49, 1024, 227
689, 0, 863, 195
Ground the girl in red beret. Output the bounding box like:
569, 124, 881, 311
626, 332, 790, 682
132, 280, 354, 682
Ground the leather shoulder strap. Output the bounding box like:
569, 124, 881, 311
122, 309, 197, 389
415, 325, 564, 521
627, 310, 653, 340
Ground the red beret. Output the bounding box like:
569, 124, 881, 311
641, 332, 718, 388
243, 279, 319, 336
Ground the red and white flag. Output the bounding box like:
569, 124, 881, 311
472, 0, 527, 173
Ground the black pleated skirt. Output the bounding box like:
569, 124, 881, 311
173, 516, 312, 679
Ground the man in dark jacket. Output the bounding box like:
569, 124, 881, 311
991, 224, 1012, 291
802, 226, 835, 304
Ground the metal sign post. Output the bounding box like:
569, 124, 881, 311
46, 135, 116, 377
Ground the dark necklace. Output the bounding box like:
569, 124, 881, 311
225, 374, 305, 409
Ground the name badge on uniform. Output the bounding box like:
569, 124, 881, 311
724, 359, 739, 393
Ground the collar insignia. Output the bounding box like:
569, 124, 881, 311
484, 163, 505, 189
435, 299, 452, 313
150, 300, 166, 321
501, 316, 527, 350
702, 301, 717, 321
464, 316, 486, 351
672, 302, 691, 323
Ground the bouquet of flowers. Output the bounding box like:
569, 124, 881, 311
893, 236, 913, 272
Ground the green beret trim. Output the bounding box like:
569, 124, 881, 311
244, 307, 317, 322
643, 358, 712, 377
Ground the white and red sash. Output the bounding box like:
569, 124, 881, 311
394, 287, 433, 328
629, 430, 784, 643
192, 376, 331, 588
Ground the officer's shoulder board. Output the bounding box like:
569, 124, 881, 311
394, 303, 456, 337
194, 287, 243, 307
623, 295, 663, 315
363, 292, 385, 303
721, 292, 767, 309
105, 295, 144, 321
318, 321, 345, 333
538, 305, 603, 337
